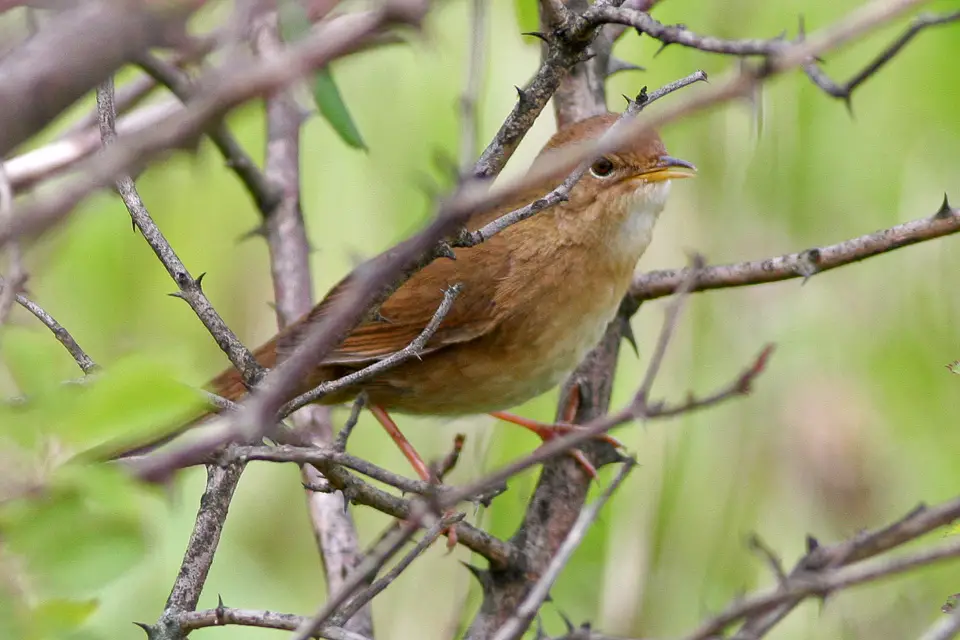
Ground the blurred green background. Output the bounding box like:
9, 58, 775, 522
2, 0, 960, 638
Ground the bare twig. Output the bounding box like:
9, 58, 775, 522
137, 53, 282, 216
0, 275, 97, 374
442, 345, 773, 510
250, 8, 374, 635
279, 283, 462, 416
149, 463, 244, 640
332, 512, 466, 625
290, 512, 431, 640
689, 535, 960, 640
0, 0, 200, 157
635, 255, 702, 402
0, 2, 429, 248
490, 460, 636, 640
803, 10, 960, 105
95, 79, 265, 387
458, 0, 487, 174
630, 198, 960, 302
179, 606, 369, 640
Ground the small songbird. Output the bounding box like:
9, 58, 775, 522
208, 112, 695, 480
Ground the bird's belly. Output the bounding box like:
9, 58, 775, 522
367, 283, 622, 415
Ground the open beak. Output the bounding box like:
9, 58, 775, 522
637, 155, 697, 183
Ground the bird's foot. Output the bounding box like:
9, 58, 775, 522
489, 411, 623, 479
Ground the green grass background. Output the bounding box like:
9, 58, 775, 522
2, 0, 960, 638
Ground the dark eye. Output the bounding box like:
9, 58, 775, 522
590, 157, 615, 178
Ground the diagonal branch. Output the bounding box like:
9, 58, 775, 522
490, 460, 636, 640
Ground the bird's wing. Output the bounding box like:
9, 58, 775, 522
274, 239, 512, 366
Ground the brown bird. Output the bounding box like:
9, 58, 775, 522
208, 112, 695, 480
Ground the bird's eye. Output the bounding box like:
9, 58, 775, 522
590, 157, 615, 178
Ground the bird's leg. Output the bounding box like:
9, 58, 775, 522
489, 393, 623, 479
369, 405, 459, 549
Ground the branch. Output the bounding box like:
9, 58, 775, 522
803, 10, 960, 106
142, 463, 245, 640
0, 0, 200, 157
490, 460, 636, 640
0, 1, 429, 248
95, 79, 265, 387
0, 275, 97, 374
179, 606, 369, 640
331, 512, 465, 626
686, 496, 960, 639
630, 197, 960, 302
458, 0, 488, 174
249, 7, 374, 637
136, 53, 283, 216
279, 283, 462, 416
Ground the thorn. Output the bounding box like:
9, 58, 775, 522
534, 616, 548, 640
936, 192, 954, 219
607, 56, 644, 76
521, 31, 549, 43
432, 149, 459, 182
459, 561, 492, 589
514, 86, 527, 102
622, 94, 634, 107
842, 94, 854, 118
133, 622, 154, 638
805, 534, 820, 553
131, 218, 138, 233
216, 595, 226, 624
557, 609, 575, 632
237, 223, 269, 243
579, 51, 597, 64
168, 291, 186, 300
797, 14, 806, 38
196, 272, 206, 289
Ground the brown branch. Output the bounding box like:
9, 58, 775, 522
630, 198, 960, 302
179, 606, 369, 640
249, 7, 374, 637
0, 163, 23, 325
3, 99, 180, 192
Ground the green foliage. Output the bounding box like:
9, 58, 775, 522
278, 0, 367, 150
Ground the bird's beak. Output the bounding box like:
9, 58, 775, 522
636, 155, 697, 183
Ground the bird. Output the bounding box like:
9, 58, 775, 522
207, 111, 695, 481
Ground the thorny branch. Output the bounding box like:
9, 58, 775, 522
95, 78, 265, 387
250, 6, 373, 637
0, 275, 98, 374
630, 197, 960, 303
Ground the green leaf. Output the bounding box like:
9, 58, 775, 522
278, 0, 367, 150
312, 68, 367, 150
513, 0, 540, 41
